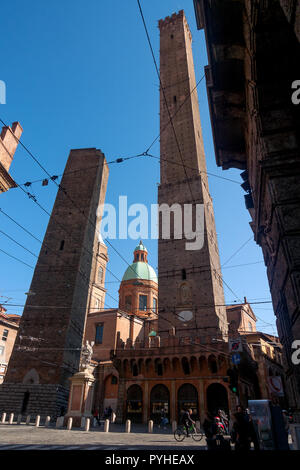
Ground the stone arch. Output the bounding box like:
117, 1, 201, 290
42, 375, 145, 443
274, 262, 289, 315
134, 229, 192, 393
154, 358, 163, 376
126, 384, 143, 423
177, 383, 199, 419
208, 355, 218, 374
130, 359, 139, 377
181, 357, 190, 375
206, 383, 229, 415
23, 368, 39, 385
150, 384, 170, 424
123, 359, 128, 374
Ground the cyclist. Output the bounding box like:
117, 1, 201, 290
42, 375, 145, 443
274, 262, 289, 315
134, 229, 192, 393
183, 408, 195, 437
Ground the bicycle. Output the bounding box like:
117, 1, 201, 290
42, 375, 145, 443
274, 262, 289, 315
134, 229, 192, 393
174, 424, 204, 442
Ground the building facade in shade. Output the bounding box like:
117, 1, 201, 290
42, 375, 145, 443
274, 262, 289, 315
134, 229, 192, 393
0, 121, 22, 193
0, 306, 20, 384
0, 147, 109, 417
110, 11, 261, 425
193, 0, 300, 416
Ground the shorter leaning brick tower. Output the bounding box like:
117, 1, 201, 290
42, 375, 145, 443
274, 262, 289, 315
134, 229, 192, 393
0, 148, 109, 418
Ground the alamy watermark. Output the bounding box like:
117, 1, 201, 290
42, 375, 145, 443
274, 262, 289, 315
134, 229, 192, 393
291, 340, 300, 365
291, 80, 300, 105
97, 196, 205, 251
0, 80, 6, 104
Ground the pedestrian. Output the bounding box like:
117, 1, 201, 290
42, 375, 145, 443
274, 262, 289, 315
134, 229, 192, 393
93, 408, 100, 426
269, 396, 289, 450
158, 408, 168, 429
107, 406, 113, 420
182, 409, 195, 437
203, 412, 218, 450
232, 408, 251, 451
245, 408, 260, 450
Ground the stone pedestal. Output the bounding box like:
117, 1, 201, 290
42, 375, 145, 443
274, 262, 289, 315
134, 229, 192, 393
65, 367, 95, 428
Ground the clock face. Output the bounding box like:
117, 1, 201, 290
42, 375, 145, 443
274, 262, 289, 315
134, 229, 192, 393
178, 310, 193, 322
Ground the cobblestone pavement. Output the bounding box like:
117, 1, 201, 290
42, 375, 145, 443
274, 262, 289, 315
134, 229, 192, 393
0, 424, 207, 450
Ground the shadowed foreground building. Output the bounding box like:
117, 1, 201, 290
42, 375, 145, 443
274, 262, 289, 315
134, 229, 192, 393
0, 147, 109, 417
193, 0, 300, 415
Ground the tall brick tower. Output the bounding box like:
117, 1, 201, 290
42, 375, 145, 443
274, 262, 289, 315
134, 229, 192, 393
0, 148, 109, 417
158, 11, 228, 340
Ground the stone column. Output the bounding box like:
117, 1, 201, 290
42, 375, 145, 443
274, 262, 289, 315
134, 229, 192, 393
143, 381, 149, 424
170, 381, 176, 423
65, 367, 95, 428
199, 380, 205, 425
116, 378, 126, 424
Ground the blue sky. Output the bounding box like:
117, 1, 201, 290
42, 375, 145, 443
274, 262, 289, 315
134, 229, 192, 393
0, 0, 276, 334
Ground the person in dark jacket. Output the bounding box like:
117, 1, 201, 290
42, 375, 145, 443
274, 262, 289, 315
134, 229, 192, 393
232, 409, 251, 451
203, 412, 218, 450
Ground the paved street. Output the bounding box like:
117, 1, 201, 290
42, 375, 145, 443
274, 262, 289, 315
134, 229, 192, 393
0, 423, 207, 450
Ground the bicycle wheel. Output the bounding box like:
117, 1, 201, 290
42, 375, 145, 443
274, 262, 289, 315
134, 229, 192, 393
192, 428, 204, 442
174, 427, 186, 442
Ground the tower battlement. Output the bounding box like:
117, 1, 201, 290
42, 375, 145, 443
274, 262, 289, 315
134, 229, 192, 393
158, 10, 184, 29
158, 10, 192, 41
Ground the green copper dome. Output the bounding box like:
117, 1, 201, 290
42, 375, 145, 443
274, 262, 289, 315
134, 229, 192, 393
122, 262, 158, 283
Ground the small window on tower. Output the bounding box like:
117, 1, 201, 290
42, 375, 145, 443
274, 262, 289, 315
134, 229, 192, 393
171, 34, 174, 39
59, 240, 65, 251
182, 269, 186, 280
95, 323, 104, 344
139, 295, 147, 311
173, 95, 177, 103
141, 253, 144, 261
111, 376, 118, 385
98, 266, 104, 284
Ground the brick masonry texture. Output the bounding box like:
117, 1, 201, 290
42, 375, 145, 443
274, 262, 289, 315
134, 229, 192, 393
0, 148, 109, 417
157, 10, 228, 339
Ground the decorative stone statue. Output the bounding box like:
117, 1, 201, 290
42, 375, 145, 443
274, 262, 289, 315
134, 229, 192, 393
80, 340, 94, 370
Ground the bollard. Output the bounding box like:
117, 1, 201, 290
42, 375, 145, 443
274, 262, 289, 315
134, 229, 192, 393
104, 419, 110, 433
148, 420, 153, 433
172, 420, 177, 432
9, 413, 14, 425
35, 415, 40, 427
84, 417, 90, 432
26, 415, 31, 425
111, 412, 116, 423
17, 414, 22, 425
125, 419, 131, 433
45, 416, 51, 427
1, 413, 6, 424
67, 417, 73, 431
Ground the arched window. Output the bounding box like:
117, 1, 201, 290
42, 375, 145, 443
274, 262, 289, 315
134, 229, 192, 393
98, 266, 103, 283
182, 357, 190, 375
248, 321, 253, 332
